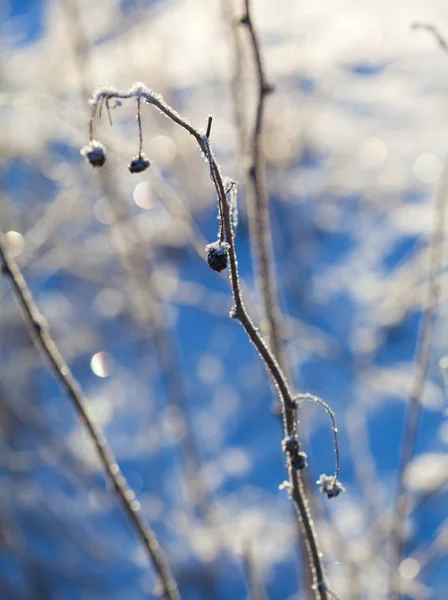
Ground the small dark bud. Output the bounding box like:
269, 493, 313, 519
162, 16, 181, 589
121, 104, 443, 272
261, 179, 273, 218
282, 434, 298, 454
282, 435, 307, 470
128, 154, 151, 174
291, 451, 308, 470
205, 241, 230, 273
240, 14, 249, 25
80, 141, 106, 167
316, 474, 345, 499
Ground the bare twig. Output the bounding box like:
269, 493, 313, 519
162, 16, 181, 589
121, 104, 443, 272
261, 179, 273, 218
242, 541, 269, 600
412, 22, 448, 55
388, 25, 448, 599
0, 231, 180, 600
85, 82, 336, 599
239, 0, 288, 388
236, 4, 321, 594
389, 161, 448, 598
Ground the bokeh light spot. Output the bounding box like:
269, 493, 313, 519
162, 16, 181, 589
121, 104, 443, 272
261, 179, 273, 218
94, 288, 125, 318
90, 351, 114, 378
197, 354, 223, 384
5, 231, 24, 257
358, 137, 387, 167
133, 181, 154, 209
399, 558, 420, 579
88, 395, 113, 426
413, 153, 442, 183
93, 197, 115, 224
150, 135, 177, 165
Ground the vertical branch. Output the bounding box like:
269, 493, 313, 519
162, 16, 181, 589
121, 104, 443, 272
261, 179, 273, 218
241, 541, 269, 600
389, 23, 448, 599
136, 97, 143, 157
239, 0, 288, 383
0, 231, 180, 600
221, 0, 248, 164
201, 142, 330, 600
237, 3, 319, 595
389, 162, 448, 599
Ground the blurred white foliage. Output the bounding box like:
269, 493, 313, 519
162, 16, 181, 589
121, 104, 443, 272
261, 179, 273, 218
404, 452, 448, 492
364, 367, 445, 410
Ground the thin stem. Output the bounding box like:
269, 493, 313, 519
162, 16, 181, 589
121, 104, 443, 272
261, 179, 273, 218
204, 116, 224, 243
295, 393, 341, 483
203, 128, 329, 600
389, 162, 448, 599
89, 105, 94, 141
242, 541, 269, 600
0, 231, 180, 600
235, 3, 319, 594
239, 0, 286, 381
411, 22, 448, 55
137, 97, 143, 156
388, 25, 448, 599
87, 83, 332, 599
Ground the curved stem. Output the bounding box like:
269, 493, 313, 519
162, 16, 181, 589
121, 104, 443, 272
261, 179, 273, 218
295, 393, 341, 483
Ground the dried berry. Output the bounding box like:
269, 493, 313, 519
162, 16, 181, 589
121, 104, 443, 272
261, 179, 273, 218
282, 435, 307, 470
205, 241, 230, 273
282, 434, 298, 454
128, 154, 150, 174
80, 140, 106, 167
316, 474, 345, 499
291, 451, 308, 471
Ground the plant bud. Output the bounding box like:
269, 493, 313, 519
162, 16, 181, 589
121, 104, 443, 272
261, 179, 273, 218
80, 140, 106, 167
128, 154, 150, 174
205, 241, 230, 273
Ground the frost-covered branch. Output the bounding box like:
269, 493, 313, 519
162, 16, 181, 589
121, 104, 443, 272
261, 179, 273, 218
83, 82, 344, 600
239, 0, 289, 397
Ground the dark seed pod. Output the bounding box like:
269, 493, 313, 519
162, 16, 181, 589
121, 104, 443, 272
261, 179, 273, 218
80, 141, 106, 167
205, 241, 230, 273
128, 154, 150, 174
291, 451, 308, 471
282, 434, 298, 454
282, 434, 307, 470
316, 474, 345, 499
208, 250, 228, 272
